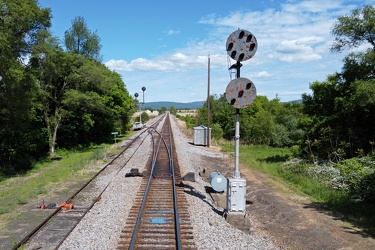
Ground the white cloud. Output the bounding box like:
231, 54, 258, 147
106, 53, 216, 73
165, 28, 180, 35
282, 0, 343, 13
297, 36, 325, 46
271, 39, 322, 62
252, 71, 273, 79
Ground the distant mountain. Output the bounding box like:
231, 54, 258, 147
289, 99, 302, 103
143, 101, 205, 110
142, 99, 302, 110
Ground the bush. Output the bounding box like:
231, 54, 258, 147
280, 159, 309, 175
211, 123, 223, 140
183, 115, 196, 129
335, 157, 375, 197
359, 172, 375, 205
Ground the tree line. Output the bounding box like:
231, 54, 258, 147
0, 0, 135, 173
194, 5, 375, 162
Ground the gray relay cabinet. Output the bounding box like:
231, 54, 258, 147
193, 125, 211, 146
227, 177, 246, 213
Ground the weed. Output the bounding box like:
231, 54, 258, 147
17, 197, 27, 205
0, 207, 9, 214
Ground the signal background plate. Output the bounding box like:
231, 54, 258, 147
225, 77, 256, 109
226, 29, 257, 62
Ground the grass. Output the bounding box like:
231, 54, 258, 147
0, 133, 132, 223
220, 141, 375, 235
0, 149, 100, 217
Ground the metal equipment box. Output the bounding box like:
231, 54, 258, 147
209, 171, 228, 192
226, 177, 246, 214
193, 125, 211, 146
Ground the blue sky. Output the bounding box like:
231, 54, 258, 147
38, 0, 374, 103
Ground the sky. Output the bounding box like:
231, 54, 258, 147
38, 0, 374, 103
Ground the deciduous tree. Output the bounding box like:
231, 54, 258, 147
0, 0, 51, 165
331, 5, 375, 52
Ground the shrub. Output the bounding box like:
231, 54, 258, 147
335, 157, 375, 197
183, 115, 196, 129
359, 172, 375, 205
211, 123, 223, 140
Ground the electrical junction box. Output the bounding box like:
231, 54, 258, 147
226, 177, 246, 214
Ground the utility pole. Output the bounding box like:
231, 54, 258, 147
207, 55, 211, 147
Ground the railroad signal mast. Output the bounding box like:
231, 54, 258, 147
134, 87, 146, 124
225, 29, 258, 216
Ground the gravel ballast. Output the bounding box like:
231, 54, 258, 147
57, 115, 278, 250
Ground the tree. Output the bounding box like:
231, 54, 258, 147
300, 5, 375, 160
0, 0, 51, 166
169, 106, 177, 115
159, 106, 167, 114
140, 112, 150, 124
64, 16, 102, 61
331, 5, 375, 52
197, 94, 234, 140
29, 31, 84, 155
241, 97, 275, 145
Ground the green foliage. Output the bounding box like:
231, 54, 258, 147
302, 5, 375, 160
0, 1, 135, 172
197, 95, 235, 140
198, 94, 305, 147
359, 172, 375, 204
0, 144, 109, 217
58, 61, 134, 147
177, 114, 196, 129
159, 106, 167, 114
64, 16, 102, 61
335, 157, 375, 197
235, 144, 292, 177
331, 5, 375, 52
140, 112, 150, 123
236, 144, 374, 229
169, 106, 177, 115
211, 123, 223, 139
0, 0, 51, 166
280, 155, 375, 207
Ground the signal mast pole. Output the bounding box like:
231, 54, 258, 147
225, 29, 258, 217
234, 60, 241, 178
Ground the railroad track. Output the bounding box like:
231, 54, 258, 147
14, 115, 166, 250
117, 114, 196, 250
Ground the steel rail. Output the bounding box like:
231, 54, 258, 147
128, 114, 182, 250
167, 122, 182, 250
128, 127, 162, 250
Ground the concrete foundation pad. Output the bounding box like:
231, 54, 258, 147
226, 213, 251, 233
182, 172, 196, 182
210, 191, 227, 208
209, 191, 251, 233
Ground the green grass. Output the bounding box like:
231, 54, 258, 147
0, 133, 133, 222
221, 142, 291, 176
0, 149, 101, 217
221, 142, 375, 235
